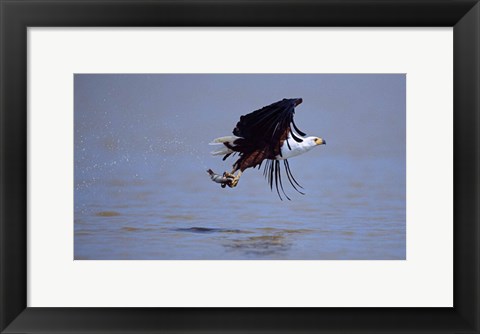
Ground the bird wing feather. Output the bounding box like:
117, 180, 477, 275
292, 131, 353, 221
227, 98, 308, 199
232, 98, 306, 156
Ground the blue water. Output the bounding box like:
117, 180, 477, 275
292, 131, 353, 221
74, 151, 405, 260
74, 74, 406, 260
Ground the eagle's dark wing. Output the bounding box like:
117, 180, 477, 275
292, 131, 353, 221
233, 98, 306, 156
231, 98, 307, 200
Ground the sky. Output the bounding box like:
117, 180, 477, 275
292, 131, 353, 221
74, 73, 405, 170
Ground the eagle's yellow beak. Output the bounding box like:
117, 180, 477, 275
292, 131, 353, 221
315, 137, 326, 145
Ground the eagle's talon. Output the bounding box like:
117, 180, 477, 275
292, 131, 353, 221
224, 172, 235, 179
228, 171, 242, 188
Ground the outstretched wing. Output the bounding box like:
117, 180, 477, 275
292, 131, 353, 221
232, 98, 307, 157
231, 98, 307, 200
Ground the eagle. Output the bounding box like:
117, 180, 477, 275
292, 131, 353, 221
209, 98, 326, 200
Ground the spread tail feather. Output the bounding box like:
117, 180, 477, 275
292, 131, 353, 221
211, 147, 232, 156
209, 136, 241, 145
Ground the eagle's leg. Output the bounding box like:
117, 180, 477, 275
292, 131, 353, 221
224, 168, 237, 179
223, 167, 242, 188
230, 171, 243, 188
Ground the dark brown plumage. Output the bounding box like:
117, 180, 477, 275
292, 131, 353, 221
222, 98, 307, 200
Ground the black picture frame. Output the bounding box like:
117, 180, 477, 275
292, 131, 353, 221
1, 0, 479, 333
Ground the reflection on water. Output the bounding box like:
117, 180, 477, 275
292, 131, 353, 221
172, 227, 311, 257
174, 227, 251, 234
224, 234, 291, 257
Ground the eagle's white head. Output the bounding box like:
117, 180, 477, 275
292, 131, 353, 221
301, 136, 326, 150
278, 135, 325, 160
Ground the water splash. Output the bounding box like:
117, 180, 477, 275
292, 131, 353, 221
157, 135, 208, 170
188, 147, 208, 170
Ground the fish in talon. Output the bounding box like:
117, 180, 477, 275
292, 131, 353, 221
207, 169, 233, 187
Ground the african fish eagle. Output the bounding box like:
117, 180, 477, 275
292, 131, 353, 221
210, 98, 326, 200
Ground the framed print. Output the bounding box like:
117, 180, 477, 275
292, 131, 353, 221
1, 0, 479, 333
72, 73, 407, 261
28, 28, 450, 308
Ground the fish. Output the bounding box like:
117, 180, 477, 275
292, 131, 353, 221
207, 169, 233, 188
